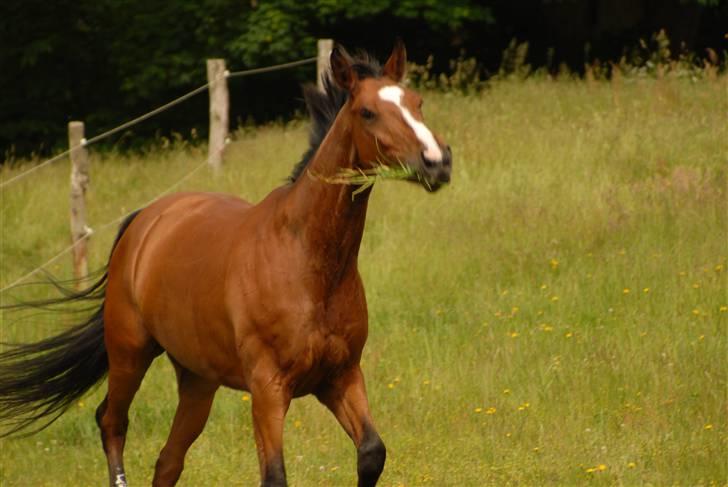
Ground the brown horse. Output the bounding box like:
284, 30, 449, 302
0, 42, 452, 486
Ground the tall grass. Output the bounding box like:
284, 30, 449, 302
1, 75, 726, 485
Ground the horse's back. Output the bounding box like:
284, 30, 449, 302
114, 191, 254, 280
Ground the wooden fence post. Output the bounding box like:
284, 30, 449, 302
207, 59, 229, 172
317, 39, 333, 91
68, 121, 90, 285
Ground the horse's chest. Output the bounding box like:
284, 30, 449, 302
245, 259, 368, 394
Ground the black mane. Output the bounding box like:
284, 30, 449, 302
288, 52, 383, 182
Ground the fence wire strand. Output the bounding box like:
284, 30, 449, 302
1, 158, 210, 294
227, 56, 316, 78
0, 56, 317, 191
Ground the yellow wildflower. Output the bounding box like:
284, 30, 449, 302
704, 424, 713, 430
474, 407, 483, 413
586, 464, 607, 473
550, 258, 559, 270
623, 288, 630, 294
242, 394, 250, 402
627, 462, 636, 469
485, 407, 497, 415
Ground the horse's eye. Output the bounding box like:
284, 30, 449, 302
360, 108, 376, 121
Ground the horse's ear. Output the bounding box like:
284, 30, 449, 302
330, 46, 356, 91
383, 39, 407, 82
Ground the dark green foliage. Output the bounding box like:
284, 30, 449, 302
0, 0, 493, 158
0, 0, 725, 159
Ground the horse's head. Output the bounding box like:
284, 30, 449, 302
330, 41, 452, 192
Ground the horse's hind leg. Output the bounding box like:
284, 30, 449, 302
96, 302, 159, 487
152, 360, 218, 487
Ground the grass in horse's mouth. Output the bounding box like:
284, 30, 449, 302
308, 161, 422, 198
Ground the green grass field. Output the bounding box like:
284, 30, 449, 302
1, 75, 726, 486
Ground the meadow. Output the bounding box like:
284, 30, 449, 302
1, 74, 726, 485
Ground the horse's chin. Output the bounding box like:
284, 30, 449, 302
409, 175, 446, 193
404, 174, 443, 192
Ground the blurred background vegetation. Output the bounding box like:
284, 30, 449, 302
1, 0, 726, 159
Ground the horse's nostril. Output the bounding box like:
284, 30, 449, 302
422, 153, 436, 168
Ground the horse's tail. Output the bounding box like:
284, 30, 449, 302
0, 209, 141, 437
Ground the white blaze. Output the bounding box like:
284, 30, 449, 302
378, 86, 443, 162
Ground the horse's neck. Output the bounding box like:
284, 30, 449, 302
285, 109, 371, 274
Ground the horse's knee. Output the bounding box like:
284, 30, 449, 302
357, 428, 386, 487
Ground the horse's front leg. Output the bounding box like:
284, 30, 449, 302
250, 376, 291, 486
316, 366, 386, 487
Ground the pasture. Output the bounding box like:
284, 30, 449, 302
1, 75, 726, 485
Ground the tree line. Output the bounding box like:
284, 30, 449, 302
1, 0, 725, 160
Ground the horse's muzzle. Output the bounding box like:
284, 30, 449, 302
418, 145, 452, 192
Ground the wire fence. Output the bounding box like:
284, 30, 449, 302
0, 55, 319, 293
0, 56, 317, 191
1, 157, 209, 294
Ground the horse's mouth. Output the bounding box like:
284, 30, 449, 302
406, 172, 448, 192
